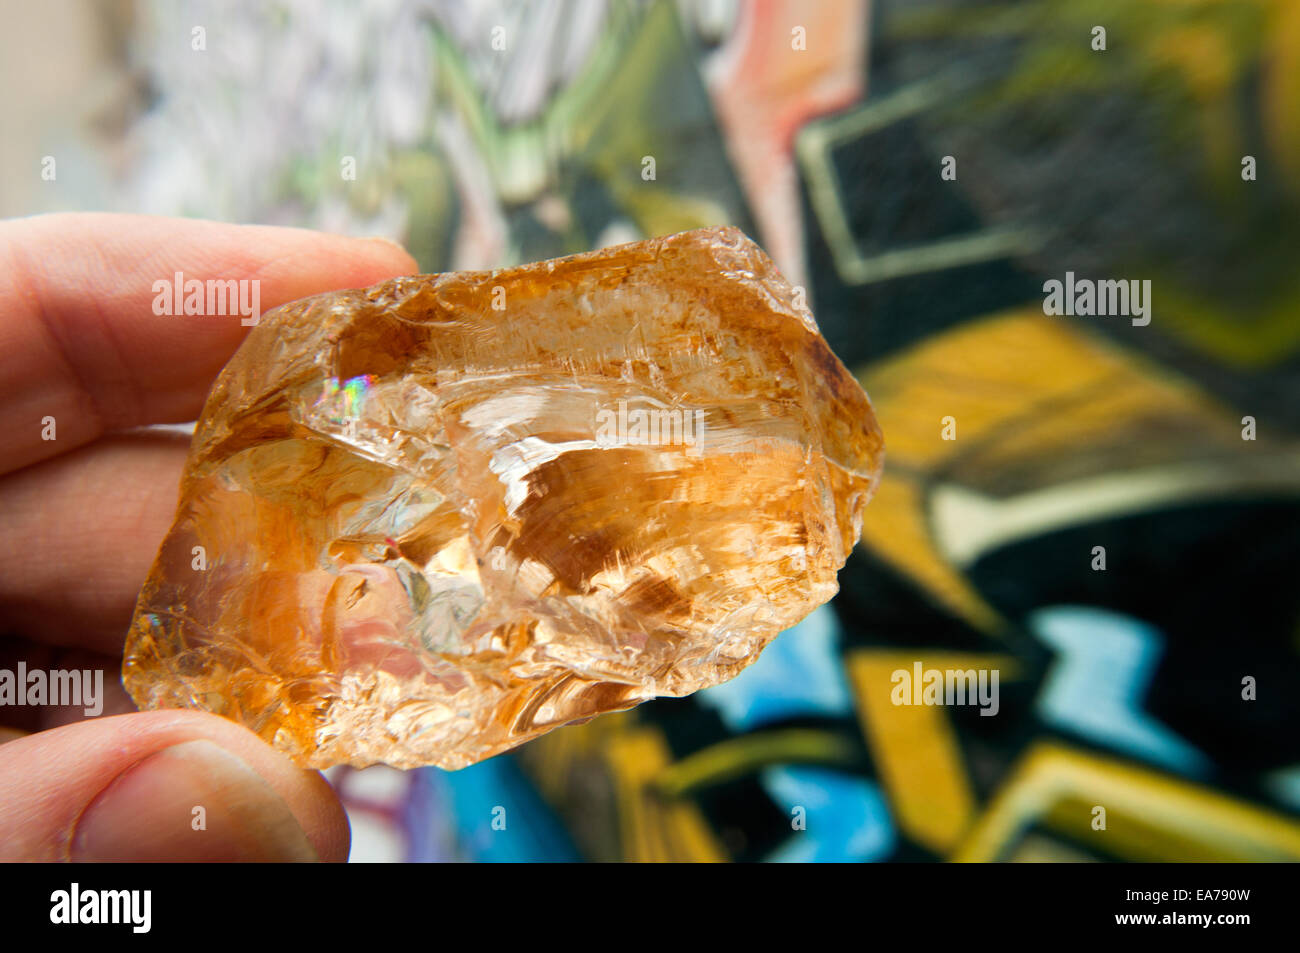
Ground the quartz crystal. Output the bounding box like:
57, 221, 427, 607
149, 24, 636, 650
123, 227, 884, 769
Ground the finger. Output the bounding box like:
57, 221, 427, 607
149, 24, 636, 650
0, 429, 188, 654
0, 212, 417, 475
0, 709, 349, 861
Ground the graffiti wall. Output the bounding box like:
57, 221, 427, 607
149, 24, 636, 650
29, 0, 1299, 861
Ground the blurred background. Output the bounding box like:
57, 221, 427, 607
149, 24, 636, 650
5, 0, 1300, 861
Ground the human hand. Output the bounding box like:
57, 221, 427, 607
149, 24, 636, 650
0, 213, 417, 861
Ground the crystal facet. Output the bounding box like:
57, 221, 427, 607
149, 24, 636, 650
123, 227, 884, 768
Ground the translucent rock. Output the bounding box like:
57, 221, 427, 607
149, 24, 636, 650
123, 227, 884, 768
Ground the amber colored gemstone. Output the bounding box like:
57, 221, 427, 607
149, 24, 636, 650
123, 227, 884, 768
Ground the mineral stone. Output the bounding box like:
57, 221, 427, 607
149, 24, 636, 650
123, 227, 884, 769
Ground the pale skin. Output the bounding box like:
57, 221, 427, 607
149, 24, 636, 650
0, 213, 419, 861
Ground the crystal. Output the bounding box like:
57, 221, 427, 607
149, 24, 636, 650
123, 227, 884, 769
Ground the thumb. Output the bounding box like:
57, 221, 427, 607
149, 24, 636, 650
0, 709, 349, 862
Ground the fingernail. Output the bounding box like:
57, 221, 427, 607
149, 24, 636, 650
72, 740, 318, 862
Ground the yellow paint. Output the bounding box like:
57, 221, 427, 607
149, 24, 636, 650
954, 743, 1300, 861
854, 310, 1251, 632
859, 475, 1002, 631
847, 650, 1017, 852
605, 728, 729, 863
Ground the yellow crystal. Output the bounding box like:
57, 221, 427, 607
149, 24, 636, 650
123, 227, 884, 768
